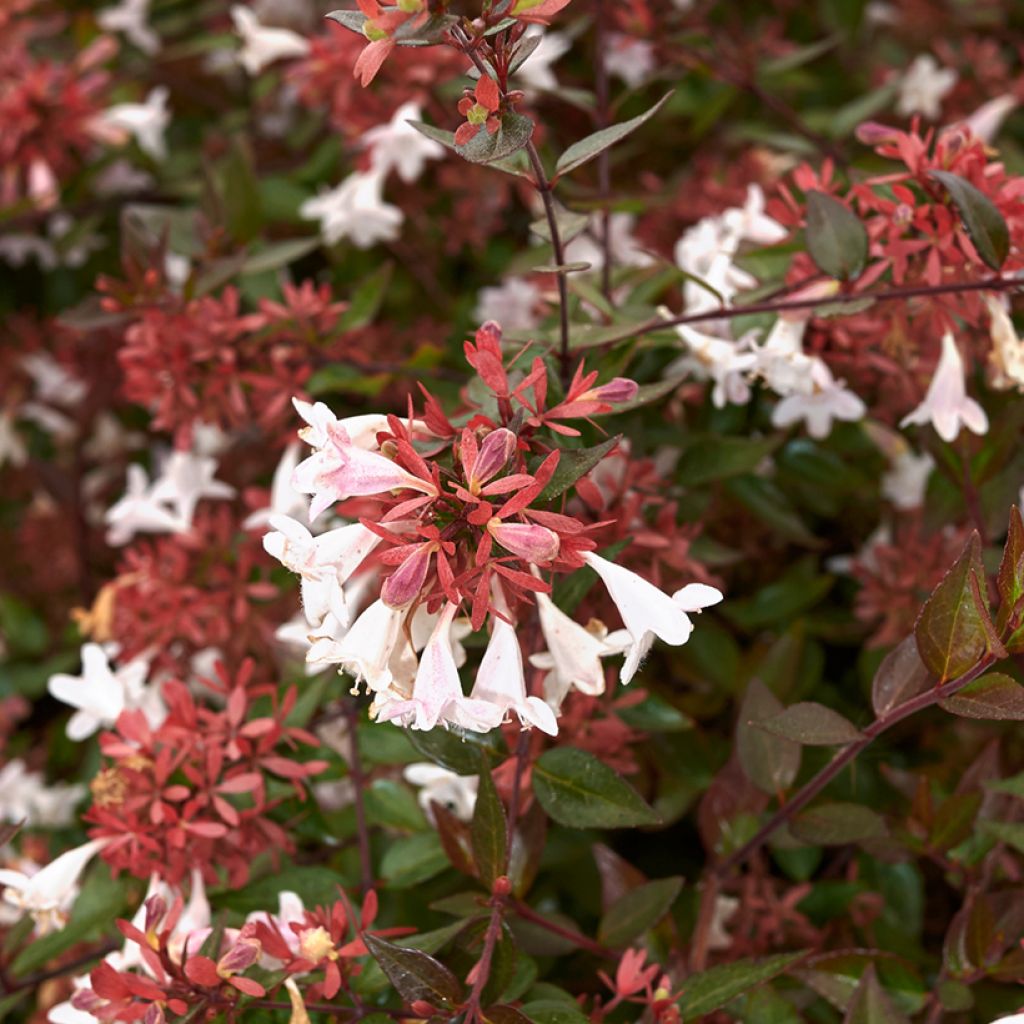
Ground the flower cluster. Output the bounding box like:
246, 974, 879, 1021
264, 321, 722, 734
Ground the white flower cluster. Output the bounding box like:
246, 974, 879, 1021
667, 185, 867, 439
301, 103, 446, 248
104, 446, 235, 545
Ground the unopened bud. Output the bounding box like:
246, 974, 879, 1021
492, 875, 513, 897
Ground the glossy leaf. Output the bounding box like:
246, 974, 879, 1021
538, 436, 621, 502
914, 532, 991, 682
805, 190, 868, 280
458, 113, 535, 165
758, 702, 863, 746
598, 876, 683, 947
530, 203, 590, 245
791, 803, 887, 845
555, 93, 673, 177
677, 436, 778, 486
363, 933, 463, 1007
929, 170, 1009, 270
871, 635, 931, 718
736, 679, 801, 795
533, 747, 660, 829
485, 1006, 534, 1024
995, 506, 1024, 646
677, 951, 807, 1019
843, 965, 911, 1024
407, 725, 507, 776
940, 672, 1024, 720
380, 832, 449, 888
472, 765, 508, 887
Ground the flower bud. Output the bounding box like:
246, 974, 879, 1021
217, 937, 261, 977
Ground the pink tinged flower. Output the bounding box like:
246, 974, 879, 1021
403, 763, 478, 822
0, 839, 108, 935
47, 643, 159, 741
230, 5, 310, 75
28, 159, 59, 209
899, 331, 989, 443
377, 603, 504, 732
468, 428, 517, 492
293, 433, 436, 521
471, 616, 558, 735
963, 94, 1017, 145
245, 891, 306, 965
292, 400, 392, 452
984, 294, 1024, 390
263, 515, 381, 625
770, 358, 866, 439
381, 543, 435, 608
578, 377, 639, 405
672, 583, 725, 614
582, 552, 723, 684
533, 592, 609, 703
488, 520, 559, 563
308, 599, 405, 692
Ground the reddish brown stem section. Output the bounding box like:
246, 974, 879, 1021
715, 654, 997, 880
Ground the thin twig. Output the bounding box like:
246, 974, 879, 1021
0, 940, 119, 995
525, 140, 573, 387
626, 273, 1024, 345
510, 899, 614, 958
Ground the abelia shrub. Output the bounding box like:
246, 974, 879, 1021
5, 0, 1024, 1022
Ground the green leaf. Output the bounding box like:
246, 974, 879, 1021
995, 505, 1024, 644
326, 9, 367, 33
219, 136, 262, 244
616, 693, 694, 732
532, 747, 660, 829
871, 635, 931, 718
241, 238, 319, 275
737, 679, 801, 795
759, 702, 863, 746
538, 436, 621, 502
363, 933, 463, 1007
980, 819, 1024, 855
843, 965, 911, 1024
678, 436, 778, 486
458, 112, 535, 165
914, 532, 991, 682
532, 260, 593, 274
364, 779, 429, 831
929, 792, 982, 851
339, 262, 394, 331
472, 765, 508, 887
598, 876, 683, 947
530, 203, 590, 245
213, 864, 342, 914
791, 803, 887, 846
677, 952, 807, 1019
555, 93, 673, 177
565, 318, 657, 351
940, 672, 1024, 720
804, 190, 868, 281
521, 999, 592, 1024
485, 1006, 534, 1024
381, 831, 449, 888
407, 725, 508, 776
929, 170, 1009, 270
